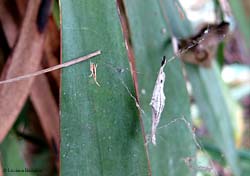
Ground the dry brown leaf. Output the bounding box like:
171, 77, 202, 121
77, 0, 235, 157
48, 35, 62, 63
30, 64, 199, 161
178, 21, 229, 67
0, 0, 20, 47
16, 0, 29, 17
0, 161, 3, 176
1, 1, 60, 97
30, 73, 59, 161
43, 17, 60, 87
0, 0, 44, 142
0, 28, 8, 72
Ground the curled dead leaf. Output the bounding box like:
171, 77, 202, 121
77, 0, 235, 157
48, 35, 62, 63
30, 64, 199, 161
178, 21, 229, 67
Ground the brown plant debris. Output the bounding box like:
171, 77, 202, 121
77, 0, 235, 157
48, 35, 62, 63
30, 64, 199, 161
30, 74, 60, 167
178, 21, 229, 67
43, 17, 61, 87
0, 0, 22, 47
0, 0, 44, 143
0, 161, 2, 176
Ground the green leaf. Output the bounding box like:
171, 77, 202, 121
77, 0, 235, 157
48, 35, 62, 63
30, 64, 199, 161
216, 43, 225, 68
60, 0, 149, 175
123, 0, 196, 175
160, 1, 241, 175
0, 133, 32, 176
202, 141, 250, 175
185, 62, 241, 176
229, 0, 250, 48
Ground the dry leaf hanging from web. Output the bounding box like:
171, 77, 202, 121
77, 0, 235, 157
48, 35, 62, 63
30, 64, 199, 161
150, 56, 167, 145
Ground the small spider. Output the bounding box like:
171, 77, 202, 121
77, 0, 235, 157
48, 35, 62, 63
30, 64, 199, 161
89, 62, 100, 87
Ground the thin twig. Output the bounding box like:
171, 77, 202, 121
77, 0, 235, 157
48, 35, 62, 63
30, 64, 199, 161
0, 50, 101, 85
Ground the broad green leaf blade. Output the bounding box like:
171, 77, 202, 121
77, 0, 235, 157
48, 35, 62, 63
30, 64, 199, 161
229, 0, 250, 48
185, 63, 240, 175
203, 141, 250, 175
160, 0, 192, 38
123, 0, 196, 175
60, 0, 149, 175
160, 1, 241, 175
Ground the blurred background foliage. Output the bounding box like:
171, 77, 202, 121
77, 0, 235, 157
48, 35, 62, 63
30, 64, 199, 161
0, 0, 249, 176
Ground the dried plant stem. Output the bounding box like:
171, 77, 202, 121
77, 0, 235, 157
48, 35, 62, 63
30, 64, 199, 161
0, 50, 101, 85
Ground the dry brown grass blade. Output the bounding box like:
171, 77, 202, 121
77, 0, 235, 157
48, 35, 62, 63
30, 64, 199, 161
30, 73, 59, 165
0, 0, 20, 47
16, 0, 28, 17
0, 0, 44, 142
0, 0, 60, 154
43, 17, 60, 87
0, 161, 3, 176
